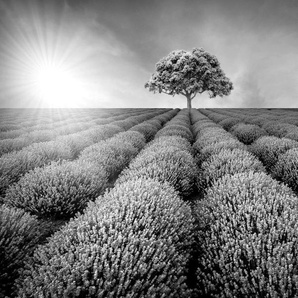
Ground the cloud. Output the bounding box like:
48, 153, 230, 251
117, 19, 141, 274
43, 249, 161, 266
0, 0, 298, 108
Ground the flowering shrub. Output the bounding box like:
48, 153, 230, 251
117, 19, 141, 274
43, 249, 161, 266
155, 125, 194, 143
196, 126, 232, 140
284, 131, 298, 142
56, 132, 94, 159
197, 109, 212, 116
146, 119, 163, 130
112, 131, 146, 151
129, 122, 159, 141
26, 129, 56, 142
165, 118, 191, 128
218, 117, 241, 131
243, 115, 271, 126
16, 178, 194, 298
282, 117, 298, 126
79, 133, 143, 180
195, 171, 298, 297
4, 160, 108, 219
0, 124, 22, 133
193, 128, 236, 155
86, 124, 124, 143
189, 109, 209, 124
117, 146, 197, 196
197, 148, 265, 191
92, 118, 111, 125
192, 121, 218, 139
49, 122, 92, 136
112, 119, 139, 130
206, 112, 227, 123
230, 123, 268, 145
262, 121, 297, 138
195, 139, 246, 167
0, 141, 73, 198
146, 135, 194, 154
0, 205, 41, 297
271, 148, 298, 193
0, 128, 27, 140
145, 109, 178, 126
249, 136, 298, 171
0, 137, 29, 156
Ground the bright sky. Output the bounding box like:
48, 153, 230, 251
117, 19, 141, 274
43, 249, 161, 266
0, 0, 297, 108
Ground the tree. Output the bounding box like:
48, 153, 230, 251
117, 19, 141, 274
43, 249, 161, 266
145, 48, 233, 109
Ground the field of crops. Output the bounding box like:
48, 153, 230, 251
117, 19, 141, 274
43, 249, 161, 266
1, 107, 298, 297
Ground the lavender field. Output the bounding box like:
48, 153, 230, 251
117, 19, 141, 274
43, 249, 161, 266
1, 108, 298, 297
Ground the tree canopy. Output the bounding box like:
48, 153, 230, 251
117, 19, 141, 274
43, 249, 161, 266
145, 48, 233, 108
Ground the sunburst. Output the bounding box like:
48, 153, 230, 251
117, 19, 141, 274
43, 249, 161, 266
0, 1, 90, 108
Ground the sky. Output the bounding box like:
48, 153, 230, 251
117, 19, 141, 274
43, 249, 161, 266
0, 0, 297, 108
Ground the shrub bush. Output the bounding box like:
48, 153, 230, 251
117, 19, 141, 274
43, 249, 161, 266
146, 135, 194, 154
86, 124, 124, 143
155, 125, 194, 143
117, 146, 197, 196
282, 117, 298, 126
4, 160, 108, 219
16, 178, 194, 298
165, 118, 190, 127
129, 122, 159, 141
79, 136, 141, 180
112, 119, 139, 130
230, 123, 268, 145
248, 136, 298, 171
53, 122, 92, 136
111, 131, 146, 151
193, 128, 236, 155
196, 126, 232, 140
271, 148, 298, 193
206, 112, 227, 123
218, 117, 241, 131
0, 124, 22, 133
92, 118, 111, 125
26, 129, 56, 143
0, 141, 73, 198
0, 137, 29, 156
284, 131, 298, 142
197, 109, 212, 116
146, 119, 163, 130
0, 205, 41, 297
153, 109, 179, 125
195, 139, 246, 167
55, 133, 94, 159
192, 121, 219, 139
189, 109, 209, 124
242, 115, 270, 126
262, 121, 297, 138
195, 171, 298, 297
0, 128, 26, 140
197, 148, 265, 191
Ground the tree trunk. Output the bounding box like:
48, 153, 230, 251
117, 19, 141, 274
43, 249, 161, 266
186, 94, 192, 109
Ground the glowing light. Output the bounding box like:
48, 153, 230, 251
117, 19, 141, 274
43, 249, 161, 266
0, 1, 93, 108
28, 61, 84, 108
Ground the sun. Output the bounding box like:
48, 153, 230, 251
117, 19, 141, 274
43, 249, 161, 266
1, 1, 96, 108
29, 61, 84, 108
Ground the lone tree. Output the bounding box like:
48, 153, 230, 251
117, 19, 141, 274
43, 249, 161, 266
145, 48, 233, 109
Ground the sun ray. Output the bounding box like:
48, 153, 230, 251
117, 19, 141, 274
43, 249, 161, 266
0, 1, 90, 108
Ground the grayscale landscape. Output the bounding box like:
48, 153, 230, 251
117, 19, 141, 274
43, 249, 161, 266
1, 0, 298, 297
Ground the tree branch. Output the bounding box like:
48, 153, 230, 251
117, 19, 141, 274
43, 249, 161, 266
190, 92, 197, 100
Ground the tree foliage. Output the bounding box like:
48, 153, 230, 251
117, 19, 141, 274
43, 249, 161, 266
145, 48, 233, 108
